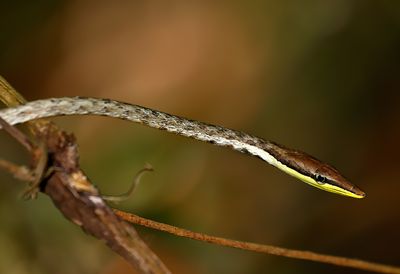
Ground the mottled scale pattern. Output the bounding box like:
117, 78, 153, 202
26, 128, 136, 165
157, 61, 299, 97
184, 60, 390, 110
0, 97, 272, 162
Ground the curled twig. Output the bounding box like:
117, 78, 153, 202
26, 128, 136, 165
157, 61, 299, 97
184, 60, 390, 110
102, 163, 154, 203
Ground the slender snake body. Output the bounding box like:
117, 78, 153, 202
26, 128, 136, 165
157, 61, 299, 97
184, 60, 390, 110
0, 97, 365, 198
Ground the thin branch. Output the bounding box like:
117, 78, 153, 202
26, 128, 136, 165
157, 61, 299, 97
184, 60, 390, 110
114, 209, 400, 274
0, 116, 35, 152
0, 76, 27, 107
0, 159, 34, 181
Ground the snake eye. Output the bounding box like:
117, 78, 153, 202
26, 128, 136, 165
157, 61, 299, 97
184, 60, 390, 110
315, 174, 327, 184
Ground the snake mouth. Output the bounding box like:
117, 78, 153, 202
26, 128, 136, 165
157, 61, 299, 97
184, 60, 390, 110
349, 185, 366, 198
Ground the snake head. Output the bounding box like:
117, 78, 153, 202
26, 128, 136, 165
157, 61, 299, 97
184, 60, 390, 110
266, 142, 366, 198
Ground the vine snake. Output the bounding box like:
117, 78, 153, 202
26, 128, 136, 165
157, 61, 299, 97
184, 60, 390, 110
0, 97, 365, 198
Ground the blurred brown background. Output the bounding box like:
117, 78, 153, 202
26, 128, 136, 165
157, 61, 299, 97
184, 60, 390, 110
1, 1, 399, 273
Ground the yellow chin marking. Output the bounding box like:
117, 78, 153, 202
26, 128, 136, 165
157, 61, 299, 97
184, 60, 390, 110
273, 161, 364, 199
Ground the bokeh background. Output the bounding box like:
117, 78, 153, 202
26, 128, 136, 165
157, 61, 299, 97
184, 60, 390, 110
1, 1, 399, 273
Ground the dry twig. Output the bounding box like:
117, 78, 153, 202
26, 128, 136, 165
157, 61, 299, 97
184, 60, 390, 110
0, 77, 170, 274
